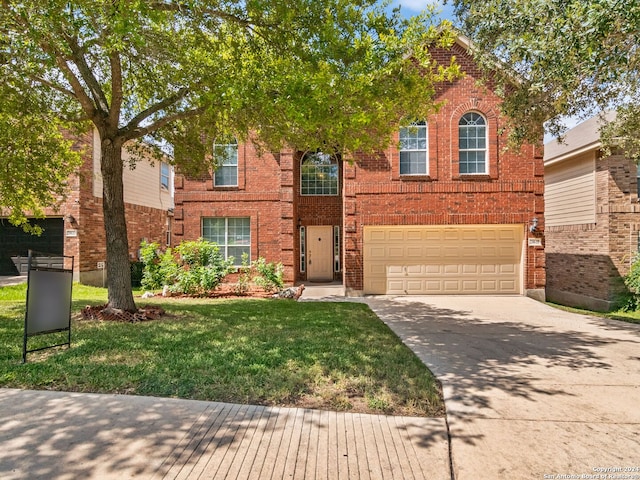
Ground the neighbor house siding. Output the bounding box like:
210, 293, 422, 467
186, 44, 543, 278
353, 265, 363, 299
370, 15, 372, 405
545, 150, 640, 311
545, 152, 596, 226
92, 129, 173, 212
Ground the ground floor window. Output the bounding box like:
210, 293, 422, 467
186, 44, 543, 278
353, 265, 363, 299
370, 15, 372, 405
202, 217, 250, 266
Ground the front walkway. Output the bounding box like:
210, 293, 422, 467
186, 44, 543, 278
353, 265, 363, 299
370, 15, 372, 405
0, 389, 450, 480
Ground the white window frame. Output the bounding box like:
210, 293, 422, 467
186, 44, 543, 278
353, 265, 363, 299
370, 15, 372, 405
459, 112, 488, 175
201, 217, 250, 266
399, 121, 428, 175
213, 138, 238, 187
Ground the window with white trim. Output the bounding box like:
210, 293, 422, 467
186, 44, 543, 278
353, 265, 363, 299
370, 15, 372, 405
202, 217, 250, 265
161, 162, 170, 189
301, 152, 338, 195
399, 121, 428, 175
213, 138, 238, 187
459, 112, 487, 174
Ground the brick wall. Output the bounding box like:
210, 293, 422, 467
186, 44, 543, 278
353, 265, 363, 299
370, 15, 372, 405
546, 152, 640, 310
343, 45, 545, 294
174, 42, 545, 295
173, 141, 296, 282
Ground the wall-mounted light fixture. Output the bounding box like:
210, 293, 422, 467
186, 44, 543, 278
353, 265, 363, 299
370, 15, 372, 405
65, 214, 78, 227
529, 217, 538, 233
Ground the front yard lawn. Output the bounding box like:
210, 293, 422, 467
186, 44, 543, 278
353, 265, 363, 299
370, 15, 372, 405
0, 284, 443, 417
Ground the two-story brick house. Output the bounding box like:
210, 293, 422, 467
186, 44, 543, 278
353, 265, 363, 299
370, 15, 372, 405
0, 129, 174, 285
174, 37, 546, 298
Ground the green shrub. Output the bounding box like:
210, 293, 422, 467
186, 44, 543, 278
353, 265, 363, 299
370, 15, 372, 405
252, 256, 284, 293
621, 254, 640, 311
233, 252, 251, 295
139, 241, 179, 290
172, 239, 234, 295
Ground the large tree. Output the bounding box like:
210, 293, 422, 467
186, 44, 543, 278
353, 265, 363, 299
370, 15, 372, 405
1, 0, 459, 312
450, 0, 640, 153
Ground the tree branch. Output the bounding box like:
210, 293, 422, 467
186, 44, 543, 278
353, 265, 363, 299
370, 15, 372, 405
109, 50, 123, 126
120, 106, 206, 142
29, 75, 77, 99
53, 56, 100, 123
125, 87, 190, 129
63, 33, 111, 114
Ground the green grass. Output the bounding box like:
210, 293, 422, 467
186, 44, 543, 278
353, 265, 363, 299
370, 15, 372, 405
547, 302, 640, 324
0, 283, 443, 417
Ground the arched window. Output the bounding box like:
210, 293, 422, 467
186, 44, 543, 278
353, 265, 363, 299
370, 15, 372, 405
300, 152, 338, 196
399, 121, 428, 175
213, 138, 238, 187
459, 112, 487, 174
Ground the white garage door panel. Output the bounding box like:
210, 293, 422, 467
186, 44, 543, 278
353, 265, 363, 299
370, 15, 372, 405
363, 225, 524, 295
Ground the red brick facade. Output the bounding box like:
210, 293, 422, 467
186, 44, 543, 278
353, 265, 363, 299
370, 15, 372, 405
174, 41, 546, 297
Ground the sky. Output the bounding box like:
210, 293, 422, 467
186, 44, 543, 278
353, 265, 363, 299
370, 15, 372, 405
389, 0, 457, 22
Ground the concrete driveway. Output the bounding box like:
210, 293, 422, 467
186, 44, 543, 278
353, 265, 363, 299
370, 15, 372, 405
365, 295, 640, 480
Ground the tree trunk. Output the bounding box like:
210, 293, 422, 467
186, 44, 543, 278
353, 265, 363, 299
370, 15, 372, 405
100, 136, 137, 312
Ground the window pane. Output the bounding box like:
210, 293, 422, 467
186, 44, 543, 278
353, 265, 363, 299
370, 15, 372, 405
202, 218, 250, 265
213, 139, 238, 186
399, 122, 428, 175
301, 152, 339, 195
459, 113, 487, 175
227, 218, 250, 245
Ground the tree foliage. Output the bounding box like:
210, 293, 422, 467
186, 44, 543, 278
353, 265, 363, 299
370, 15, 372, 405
0, 85, 82, 233
1, 0, 459, 310
451, 0, 640, 155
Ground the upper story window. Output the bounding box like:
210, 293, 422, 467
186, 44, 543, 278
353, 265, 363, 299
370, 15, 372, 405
399, 121, 428, 175
459, 112, 487, 175
213, 138, 238, 187
301, 152, 338, 196
160, 162, 170, 189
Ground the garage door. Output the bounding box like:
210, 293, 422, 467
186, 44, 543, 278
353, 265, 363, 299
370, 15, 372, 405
0, 218, 65, 275
364, 225, 524, 295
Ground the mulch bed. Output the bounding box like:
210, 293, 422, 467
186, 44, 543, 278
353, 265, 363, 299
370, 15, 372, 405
81, 304, 166, 323
79, 285, 304, 323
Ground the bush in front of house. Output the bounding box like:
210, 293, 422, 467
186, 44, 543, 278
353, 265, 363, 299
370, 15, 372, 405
139, 241, 179, 291
251, 256, 285, 292
139, 239, 285, 296
172, 239, 235, 295
621, 253, 640, 311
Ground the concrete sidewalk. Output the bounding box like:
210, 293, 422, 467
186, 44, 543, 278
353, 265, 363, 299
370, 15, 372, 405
0, 388, 450, 480
365, 296, 640, 480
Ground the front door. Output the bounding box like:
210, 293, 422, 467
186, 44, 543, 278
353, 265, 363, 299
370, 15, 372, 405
307, 226, 334, 282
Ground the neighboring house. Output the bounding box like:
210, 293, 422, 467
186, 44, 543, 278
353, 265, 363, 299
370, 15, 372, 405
0, 129, 174, 285
174, 37, 546, 298
544, 111, 638, 311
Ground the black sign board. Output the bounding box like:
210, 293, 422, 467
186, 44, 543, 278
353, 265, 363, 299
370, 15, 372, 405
22, 250, 74, 362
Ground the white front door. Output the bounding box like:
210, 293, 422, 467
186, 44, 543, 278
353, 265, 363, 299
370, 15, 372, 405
307, 226, 334, 282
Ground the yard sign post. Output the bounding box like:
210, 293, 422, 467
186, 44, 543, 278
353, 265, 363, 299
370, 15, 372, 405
22, 250, 74, 363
